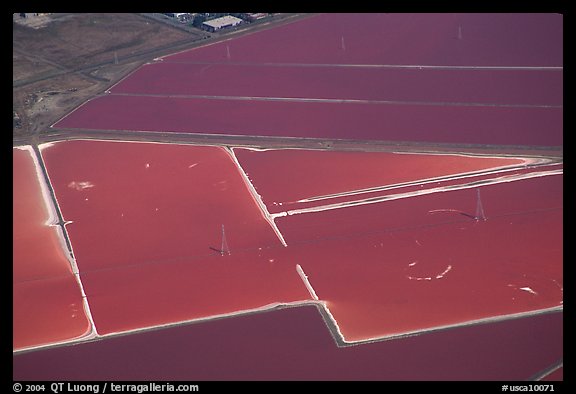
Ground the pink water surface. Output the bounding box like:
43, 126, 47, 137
234, 148, 529, 213
40, 140, 311, 335
14, 13, 563, 373
13, 147, 91, 350
275, 174, 562, 341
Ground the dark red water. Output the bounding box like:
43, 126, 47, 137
54, 13, 563, 146
55, 95, 562, 146
12, 306, 563, 380
110, 63, 562, 107
166, 14, 562, 66
13, 147, 91, 350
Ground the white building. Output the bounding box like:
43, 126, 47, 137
202, 15, 243, 32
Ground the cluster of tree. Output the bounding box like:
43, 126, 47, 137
191, 14, 207, 28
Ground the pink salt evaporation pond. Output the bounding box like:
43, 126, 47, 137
13, 146, 93, 351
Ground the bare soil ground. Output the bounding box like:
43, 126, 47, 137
13, 13, 197, 140
13, 13, 310, 142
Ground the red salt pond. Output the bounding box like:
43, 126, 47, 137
54, 95, 562, 146
275, 174, 562, 342
40, 140, 311, 335
53, 13, 562, 147
13, 146, 92, 351
33, 140, 562, 343
12, 305, 563, 381
269, 165, 563, 217
109, 62, 562, 107
15, 12, 562, 374
80, 251, 310, 335
233, 148, 540, 213
166, 14, 562, 67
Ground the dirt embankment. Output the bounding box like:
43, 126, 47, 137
12, 13, 201, 140
13, 13, 311, 143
